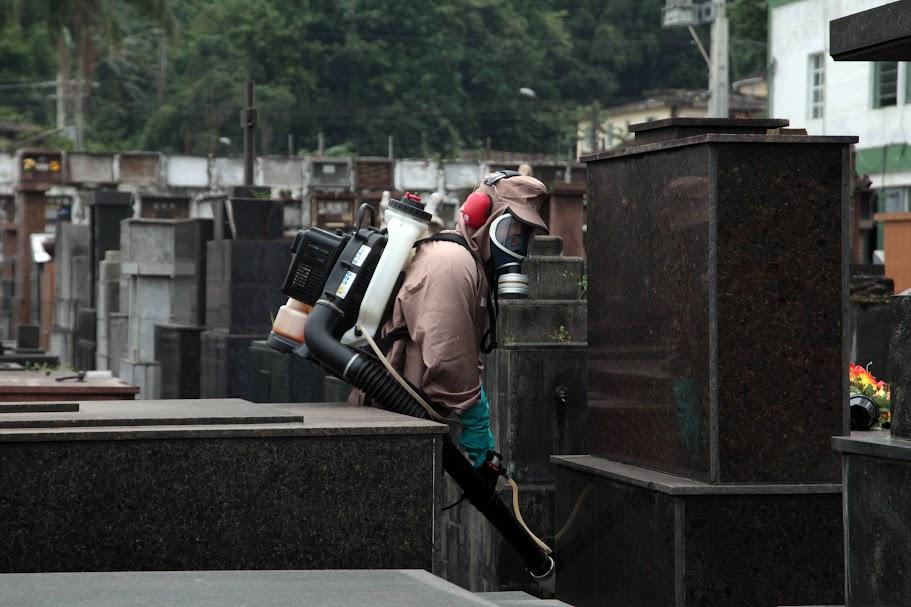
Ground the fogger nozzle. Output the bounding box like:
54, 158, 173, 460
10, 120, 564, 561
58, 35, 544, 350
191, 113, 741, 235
271, 298, 311, 347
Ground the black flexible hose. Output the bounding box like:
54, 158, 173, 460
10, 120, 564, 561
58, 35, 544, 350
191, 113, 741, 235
440, 438, 552, 576
303, 301, 553, 577
306, 303, 428, 419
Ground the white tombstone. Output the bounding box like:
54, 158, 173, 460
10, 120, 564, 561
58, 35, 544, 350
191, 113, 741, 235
67, 153, 115, 185
308, 158, 351, 190
443, 161, 482, 191
395, 159, 439, 191
212, 157, 246, 187
256, 156, 304, 188
166, 155, 210, 188
115, 153, 162, 187
0, 152, 14, 185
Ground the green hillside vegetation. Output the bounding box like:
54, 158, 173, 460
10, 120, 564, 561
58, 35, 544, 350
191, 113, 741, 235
0, 0, 766, 157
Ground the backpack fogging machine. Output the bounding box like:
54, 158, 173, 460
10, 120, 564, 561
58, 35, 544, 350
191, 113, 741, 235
267, 194, 555, 590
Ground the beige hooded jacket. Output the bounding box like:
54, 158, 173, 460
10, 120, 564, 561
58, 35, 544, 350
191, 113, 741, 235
352, 175, 549, 414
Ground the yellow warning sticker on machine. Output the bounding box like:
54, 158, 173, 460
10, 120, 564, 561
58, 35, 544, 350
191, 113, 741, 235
335, 271, 357, 299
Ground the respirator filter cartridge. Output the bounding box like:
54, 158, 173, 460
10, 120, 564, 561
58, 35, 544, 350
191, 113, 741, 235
497, 272, 529, 298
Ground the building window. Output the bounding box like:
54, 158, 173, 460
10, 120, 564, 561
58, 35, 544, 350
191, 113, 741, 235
808, 53, 825, 119
880, 186, 910, 213
874, 61, 899, 108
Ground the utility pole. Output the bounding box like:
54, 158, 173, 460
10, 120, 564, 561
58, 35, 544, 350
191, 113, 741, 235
707, 0, 729, 118
157, 29, 167, 108
74, 13, 86, 151
662, 0, 729, 118
56, 71, 66, 131
589, 101, 600, 152
74, 65, 85, 150
241, 80, 257, 186
56, 31, 73, 140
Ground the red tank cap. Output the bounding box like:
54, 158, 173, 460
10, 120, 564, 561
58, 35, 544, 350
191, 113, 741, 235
402, 192, 422, 203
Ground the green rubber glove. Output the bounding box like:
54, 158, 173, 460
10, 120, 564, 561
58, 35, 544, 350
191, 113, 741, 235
458, 387, 496, 468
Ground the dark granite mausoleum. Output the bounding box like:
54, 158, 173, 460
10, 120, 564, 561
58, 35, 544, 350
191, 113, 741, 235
554, 117, 855, 607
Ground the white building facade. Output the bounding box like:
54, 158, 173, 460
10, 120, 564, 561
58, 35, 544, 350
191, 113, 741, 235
770, 0, 911, 215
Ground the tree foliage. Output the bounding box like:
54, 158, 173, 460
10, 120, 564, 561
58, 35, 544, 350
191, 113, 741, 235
0, 0, 768, 156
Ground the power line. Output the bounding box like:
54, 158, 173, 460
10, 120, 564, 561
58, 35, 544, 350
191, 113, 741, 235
289, 26, 724, 47
0, 80, 60, 91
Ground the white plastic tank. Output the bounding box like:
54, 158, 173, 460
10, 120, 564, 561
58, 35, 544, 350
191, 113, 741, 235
341, 194, 430, 345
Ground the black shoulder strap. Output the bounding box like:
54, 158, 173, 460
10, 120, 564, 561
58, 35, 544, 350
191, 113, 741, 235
414, 232, 472, 250
415, 233, 498, 353
373, 327, 408, 355
483, 169, 521, 186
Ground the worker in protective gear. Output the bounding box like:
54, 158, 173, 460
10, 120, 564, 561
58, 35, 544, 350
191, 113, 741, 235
352, 173, 549, 467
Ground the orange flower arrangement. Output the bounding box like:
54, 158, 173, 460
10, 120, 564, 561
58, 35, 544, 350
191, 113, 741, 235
850, 363, 892, 424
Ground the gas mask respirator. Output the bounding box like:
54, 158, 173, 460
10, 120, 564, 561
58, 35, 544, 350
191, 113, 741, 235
461, 171, 540, 300
489, 212, 533, 299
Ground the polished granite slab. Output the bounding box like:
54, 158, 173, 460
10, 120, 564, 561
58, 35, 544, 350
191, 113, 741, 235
830, 0, 911, 61
0, 570, 500, 607
553, 456, 844, 607
833, 431, 911, 606
833, 429, 911, 461
0, 398, 303, 429
889, 295, 911, 438
584, 128, 853, 484
0, 402, 78, 413
0, 399, 445, 440
0, 400, 446, 573
553, 455, 841, 495
626, 117, 788, 145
